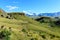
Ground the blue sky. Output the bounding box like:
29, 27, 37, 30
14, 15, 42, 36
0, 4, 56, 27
0, 0, 60, 14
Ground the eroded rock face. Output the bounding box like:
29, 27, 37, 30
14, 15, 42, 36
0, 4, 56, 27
0, 8, 7, 17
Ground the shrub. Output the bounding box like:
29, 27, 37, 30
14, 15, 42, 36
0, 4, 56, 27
54, 20, 60, 26
31, 38, 38, 40
49, 34, 55, 39
1, 15, 4, 17
22, 29, 26, 32
0, 28, 11, 40
1, 25, 4, 29
40, 35, 46, 39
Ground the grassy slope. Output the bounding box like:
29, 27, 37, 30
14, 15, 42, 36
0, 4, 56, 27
0, 16, 60, 40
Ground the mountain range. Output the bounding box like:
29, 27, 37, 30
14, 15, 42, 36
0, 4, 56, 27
38, 12, 60, 17
26, 12, 60, 17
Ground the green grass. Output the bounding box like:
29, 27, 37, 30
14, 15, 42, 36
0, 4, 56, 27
0, 15, 60, 40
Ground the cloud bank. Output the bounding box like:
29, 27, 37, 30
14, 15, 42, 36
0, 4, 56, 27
6, 6, 19, 10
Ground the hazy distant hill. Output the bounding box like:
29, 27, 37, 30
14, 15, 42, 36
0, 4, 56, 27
26, 12, 60, 18
38, 12, 60, 17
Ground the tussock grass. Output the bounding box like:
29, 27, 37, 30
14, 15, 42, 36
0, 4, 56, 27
0, 16, 60, 40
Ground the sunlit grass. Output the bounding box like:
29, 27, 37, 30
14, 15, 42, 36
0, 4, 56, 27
0, 16, 60, 40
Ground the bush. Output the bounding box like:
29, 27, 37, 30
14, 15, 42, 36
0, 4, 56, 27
40, 35, 46, 39
1, 15, 4, 17
0, 28, 11, 40
49, 19, 60, 27
31, 38, 38, 40
54, 20, 60, 26
50, 34, 55, 39
22, 29, 26, 32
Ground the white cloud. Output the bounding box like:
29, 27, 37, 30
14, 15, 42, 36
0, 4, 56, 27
23, 11, 29, 14
23, 10, 33, 15
6, 6, 19, 10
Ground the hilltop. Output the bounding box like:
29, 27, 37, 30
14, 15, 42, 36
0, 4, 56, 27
0, 9, 60, 40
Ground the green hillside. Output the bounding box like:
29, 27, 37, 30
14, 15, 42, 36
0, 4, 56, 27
0, 11, 60, 40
